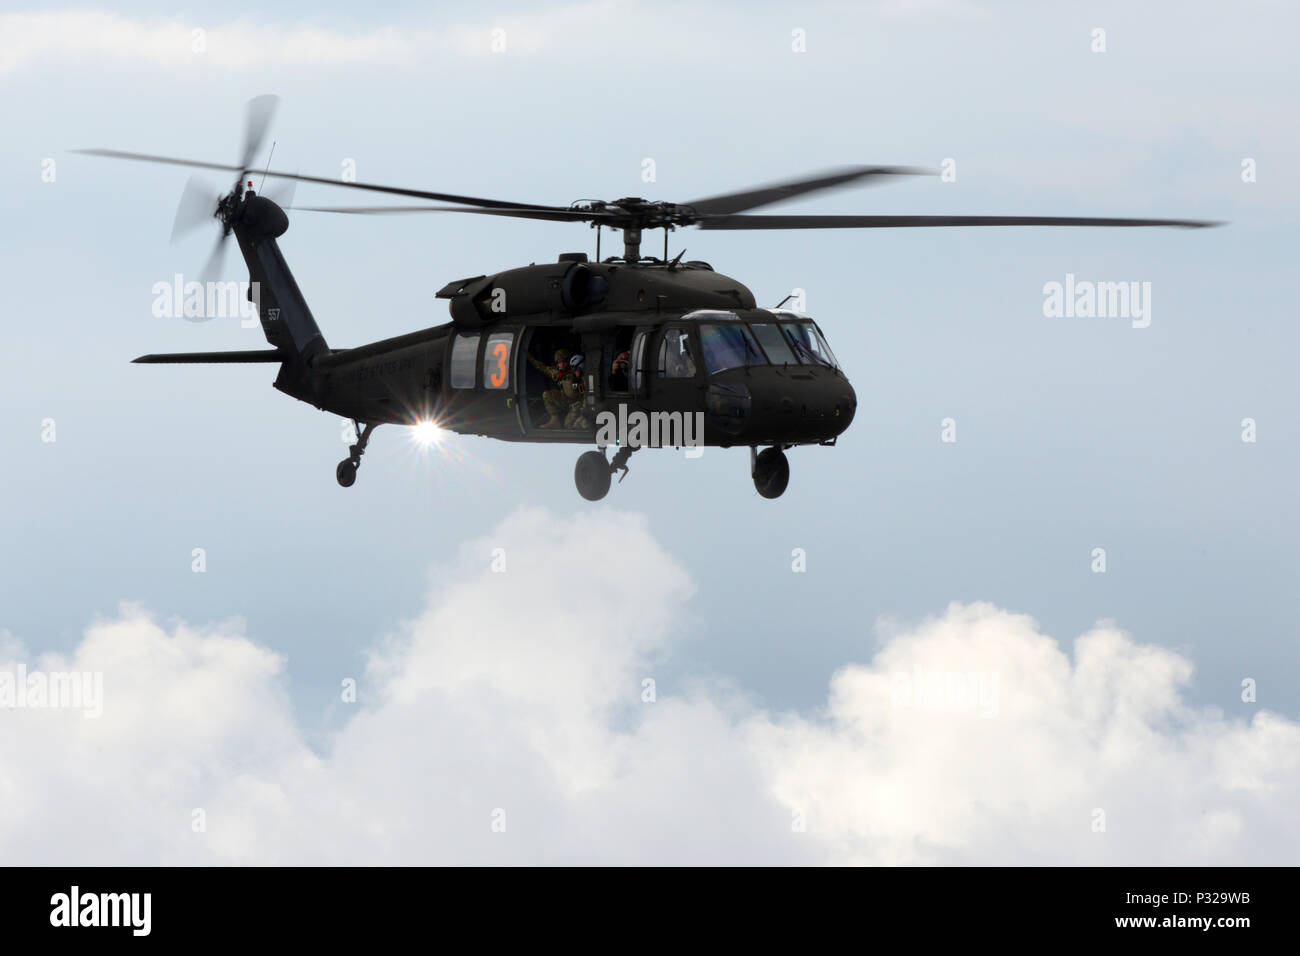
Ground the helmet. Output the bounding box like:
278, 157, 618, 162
554, 348, 572, 364
569, 354, 584, 371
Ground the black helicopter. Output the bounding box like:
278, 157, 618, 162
78, 97, 1216, 500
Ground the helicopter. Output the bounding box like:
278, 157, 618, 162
77, 97, 1217, 500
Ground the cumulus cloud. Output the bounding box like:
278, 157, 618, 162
1, 506, 1295, 864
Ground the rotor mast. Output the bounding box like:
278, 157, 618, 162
622, 224, 642, 261
596, 197, 677, 262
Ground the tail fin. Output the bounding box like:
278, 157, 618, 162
232, 194, 328, 366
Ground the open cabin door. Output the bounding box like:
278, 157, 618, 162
517, 326, 590, 436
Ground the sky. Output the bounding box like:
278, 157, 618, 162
0, 0, 1297, 864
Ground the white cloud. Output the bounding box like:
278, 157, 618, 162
0, 10, 415, 73
0, 3, 672, 74
1, 507, 1295, 864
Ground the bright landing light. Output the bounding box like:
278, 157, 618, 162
411, 420, 444, 447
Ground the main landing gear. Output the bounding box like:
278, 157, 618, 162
574, 445, 792, 500
336, 421, 376, 488
574, 446, 635, 501
752, 446, 790, 499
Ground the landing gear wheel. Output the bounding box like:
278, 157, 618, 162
753, 447, 790, 499
334, 421, 376, 489
575, 450, 613, 501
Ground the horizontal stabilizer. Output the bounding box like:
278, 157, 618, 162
132, 350, 285, 364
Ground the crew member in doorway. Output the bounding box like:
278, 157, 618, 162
610, 350, 631, 392
527, 347, 572, 429
563, 354, 589, 429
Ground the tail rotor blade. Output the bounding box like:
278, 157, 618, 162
171, 175, 219, 243
238, 94, 280, 174
197, 234, 230, 288
265, 169, 297, 209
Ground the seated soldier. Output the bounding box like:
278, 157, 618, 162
527, 347, 572, 428
609, 350, 631, 392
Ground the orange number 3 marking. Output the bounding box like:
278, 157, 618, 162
489, 341, 509, 388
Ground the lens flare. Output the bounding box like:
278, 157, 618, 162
411, 420, 443, 447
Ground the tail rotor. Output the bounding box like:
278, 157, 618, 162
167, 95, 281, 284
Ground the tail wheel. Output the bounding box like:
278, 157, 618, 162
336, 460, 357, 488
575, 450, 613, 501
753, 447, 790, 499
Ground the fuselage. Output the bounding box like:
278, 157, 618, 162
298, 258, 857, 449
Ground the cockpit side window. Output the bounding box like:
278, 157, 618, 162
657, 327, 697, 379
700, 323, 766, 375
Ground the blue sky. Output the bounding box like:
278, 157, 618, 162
0, 1, 1297, 863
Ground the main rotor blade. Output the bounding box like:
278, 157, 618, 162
239, 94, 280, 173
686, 166, 930, 216
72, 149, 566, 212
74, 149, 248, 176
291, 204, 612, 223
697, 214, 1222, 230
171, 175, 219, 242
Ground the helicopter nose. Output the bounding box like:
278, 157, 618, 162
747, 371, 856, 441
799, 381, 856, 436
830, 380, 857, 434
837, 382, 857, 434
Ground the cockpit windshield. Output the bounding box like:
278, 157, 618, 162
700, 323, 767, 375
783, 321, 839, 369
750, 323, 797, 365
